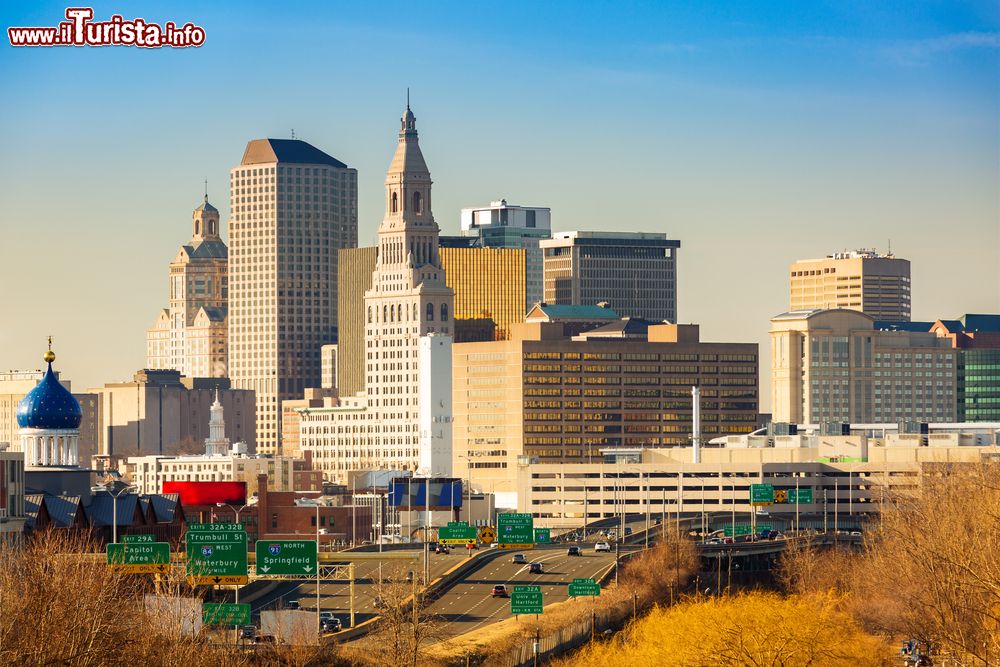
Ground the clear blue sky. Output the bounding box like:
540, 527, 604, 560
1, 1, 998, 408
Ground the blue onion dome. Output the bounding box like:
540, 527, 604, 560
16, 346, 82, 430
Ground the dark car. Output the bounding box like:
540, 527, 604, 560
529, 562, 543, 574
286, 599, 300, 610
320, 617, 342, 632
624, 527, 633, 536
241, 625, 256, 640
491, 584, 508, 598
567, 546, 582, 556
435, 544, 450, 554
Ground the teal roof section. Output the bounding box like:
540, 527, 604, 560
536, 303, 619, 320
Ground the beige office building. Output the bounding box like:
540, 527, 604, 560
91, 369, 255, 458
541, 231, 681, 323
146, 196, 229, 378
0, 370, 99, 465
297, 104, 455, 482
771, 309, 957, 424
789, 250, 911, 321
124, 452, 303, 496
336, 246, 378, 398
228, 139, 358, 454
452, 319, 758, 496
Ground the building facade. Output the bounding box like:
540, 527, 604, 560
336, 246, 378, 398
541, 231, 681, 323
452, 321, 759, 496
124, 453, 307, 496
771, 309, 957, 425
789, 249, 911, 321
298, 104, 455, 482
92, 369, 255, 458
459, 199, 551, 310
439, 240, 527, 340
927, 315, 1000, 422
146, 195, 229, 378
228, 139, 358, 455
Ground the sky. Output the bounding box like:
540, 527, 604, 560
1, 1, 997, 410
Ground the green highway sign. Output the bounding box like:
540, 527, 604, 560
750, 484, 774, 506
438, 521, 478, 545
256, 540, 317, 576
511, 585, 543, 615
203, 603, 251, 626
787, 488, 813, 504
723, 523, 773, 537
186, 524, 248, 585
534, 528, 551, 544
107, 542, 171, 573
498, 513, 534, 550
568, 578, 600, 597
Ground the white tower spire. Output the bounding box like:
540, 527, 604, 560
204, 388, 229, 456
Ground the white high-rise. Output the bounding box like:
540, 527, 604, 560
298, 104, 455, 481
204, 389, 230, 456
228, 139, 358, 454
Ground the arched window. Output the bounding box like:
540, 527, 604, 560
390, 305, 394, 322
391, 191, 398, 213
367, 306, 372, 323
397, 304, 403, 321
413, 191, 422, 214
413, 303, 418, 320
441, 304, 449, 321
426, 303, 434, 321
383, 305, 388, 322
195, 221, 200, 235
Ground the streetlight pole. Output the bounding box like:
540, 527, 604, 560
105, 481, 134, 545
316, 502, 320, 637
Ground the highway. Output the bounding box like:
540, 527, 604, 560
422, 544, 624, 641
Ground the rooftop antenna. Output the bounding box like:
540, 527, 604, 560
204, 178, 208, 201
407, 87, 410, 109
888, 239, 892, 256
291, 128, 296, 139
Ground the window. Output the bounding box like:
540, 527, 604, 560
426, 303, 434, 321
367, 306, 372, 323
391, 192, 398, 213
413, 191, 422, 214
441, 304, 448, 321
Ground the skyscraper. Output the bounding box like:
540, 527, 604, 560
459, 199, 551, 310
298, 104, 455, 480
789, 249, 911, 321
146, 195, 229, 378
439, 238, 527, 341
541, 231, 681, 323
228, 139, 358, 454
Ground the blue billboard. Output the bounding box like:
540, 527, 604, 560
388, 477, 462, 509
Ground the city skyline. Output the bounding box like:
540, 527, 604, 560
1, 2, 998, 412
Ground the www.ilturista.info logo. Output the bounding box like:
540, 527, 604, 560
8, 7, 205, 48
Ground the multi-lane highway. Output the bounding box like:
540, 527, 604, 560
422, 544, 624, 641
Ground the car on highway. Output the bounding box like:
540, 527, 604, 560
850, 531, 862, 537
624, 527, 633, 536
241, 625, 256, 640
511, 553, 527, 564
435, 544, 450, 554
285, 599, 300, 610
320, 617, 342, 632
319, 611, 334, 622
491, 584, 509, 598
594, 542, 611, 552
567, 546, 582, 556
529, 562, 543, 574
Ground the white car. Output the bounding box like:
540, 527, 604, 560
594, 542, 612, 553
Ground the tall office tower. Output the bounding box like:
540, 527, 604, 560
439, 238, 527, 341
298, 104, 455, 481
541, 231, 681, 323
789, 249, 911, 321
460, 199, 551, 311
770, 309, 956, 424
229, 139, 358, 454
336, 246, 377, 397
146, 195, 229, 378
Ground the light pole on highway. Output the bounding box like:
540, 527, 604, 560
104, 480, 135, 544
